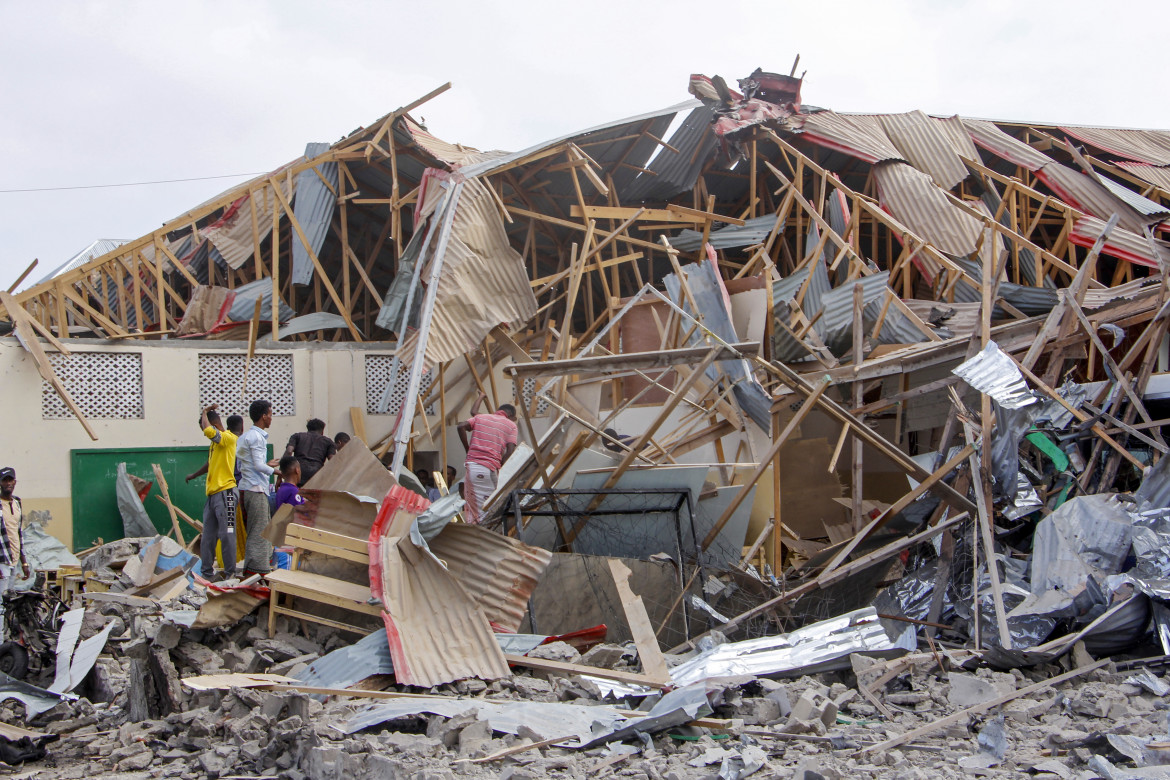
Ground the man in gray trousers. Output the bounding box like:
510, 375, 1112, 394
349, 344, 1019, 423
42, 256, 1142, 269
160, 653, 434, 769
236, 399, 278, 576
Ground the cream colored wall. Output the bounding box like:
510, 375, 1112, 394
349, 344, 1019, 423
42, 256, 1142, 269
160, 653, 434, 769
0, 337, 401, 550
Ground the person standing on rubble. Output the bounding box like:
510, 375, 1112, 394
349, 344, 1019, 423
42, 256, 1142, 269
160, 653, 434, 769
284, 418, 336, 487
0, 468, 30, 638
456, 393, 517, 523
237, 399, 278, 577
198, 405, 239, 581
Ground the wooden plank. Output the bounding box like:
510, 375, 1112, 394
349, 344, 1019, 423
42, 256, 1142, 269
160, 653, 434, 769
270, 180, 363, 341
1, 292, 97, 440
125, 566, 184, 597
286, 525, 369, 555
350, 406, 368, 444
503, 653, 669, 690
129, 539, 162, 588
508, 342, 760, 379
151, 464, 185, 546
607, 559, 671, 684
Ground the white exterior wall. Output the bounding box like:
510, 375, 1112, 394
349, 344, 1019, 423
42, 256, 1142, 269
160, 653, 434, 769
0, 336, 408, 548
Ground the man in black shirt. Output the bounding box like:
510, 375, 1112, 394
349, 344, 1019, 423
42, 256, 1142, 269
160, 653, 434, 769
284, 418, 337, 486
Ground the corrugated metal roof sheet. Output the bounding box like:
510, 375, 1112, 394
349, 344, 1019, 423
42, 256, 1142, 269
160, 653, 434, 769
951, 256, 1059, 316
1060, 126, 1170, 167
36, 238, 129, 286
1034, 162, 1157, 234
290, 142, 338, 286
622, 105, 718, 203
459, 100, 700, 180
793, 110, 904, 164
202, 179, 292, 271
902, 300, 982, 339
933, 115, 981, 161
671, 214, 777, 252
664, 259, 771, 430
417, 177, 539, 367
1116, 162, 1170, 192
1097, 175, 1170, 219
1070, 215, 1170, 269
872, 161, 982, 257
816, 271, 925, 353
428, 523, 553, 633
876, 110, 969, 190
963, 119, 1051, 171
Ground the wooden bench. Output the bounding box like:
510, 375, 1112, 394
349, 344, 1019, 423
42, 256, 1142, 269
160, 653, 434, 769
265, 524, 381, 638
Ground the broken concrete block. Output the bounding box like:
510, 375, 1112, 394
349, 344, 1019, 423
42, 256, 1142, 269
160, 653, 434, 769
947, 672, 999, 708
580, 643, 631, 668
737, 697, 782, 725
152, 622, 182, 650
457, 719, 493, 755
790, 688, 838, 728
526, 640, 582, 664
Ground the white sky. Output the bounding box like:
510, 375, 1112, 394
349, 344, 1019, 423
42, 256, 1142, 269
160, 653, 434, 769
2, 0, 1167, 290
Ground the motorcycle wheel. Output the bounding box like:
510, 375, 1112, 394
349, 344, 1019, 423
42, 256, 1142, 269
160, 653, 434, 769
0, 641, 29, 679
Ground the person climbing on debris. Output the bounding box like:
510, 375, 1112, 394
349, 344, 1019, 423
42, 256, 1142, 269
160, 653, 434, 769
0, 468, 30, 637
284, 418, 336, 487
198, 405, 238, 582
272, 456, 307, 513
238, 399, 279, 577
334, 431, 351, 452
456, 393, 517, 524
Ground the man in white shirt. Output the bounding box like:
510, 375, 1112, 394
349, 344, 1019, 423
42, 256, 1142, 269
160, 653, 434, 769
0, 467, 29, 640
237, 399, 278, 576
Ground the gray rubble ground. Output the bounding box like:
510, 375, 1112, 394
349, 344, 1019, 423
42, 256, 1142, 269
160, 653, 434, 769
9, 599, 1170, 780
6, 544, 1170, 780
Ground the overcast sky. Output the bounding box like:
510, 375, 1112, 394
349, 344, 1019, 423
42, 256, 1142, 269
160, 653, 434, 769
2, 0, 1166, 291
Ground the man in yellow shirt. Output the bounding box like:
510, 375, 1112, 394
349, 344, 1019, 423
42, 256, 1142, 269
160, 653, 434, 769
199, 404, 239, 581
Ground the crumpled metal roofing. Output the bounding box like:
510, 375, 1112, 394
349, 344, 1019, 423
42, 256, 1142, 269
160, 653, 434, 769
1116, 162, 1170, 192
1060, 126, 1170, 167
1070, 215, 1170, 269
1034, 163, 1156, 234
816, 270, 927, 353
932, 115, 981, 161
873, 161, 982, 258
952, 341, 1038, 410
950, 257, 1059, 316
428, 523, 553, 633
876, 110, 969, 190
623, 105, 718, 203
275, 312, 354, 338
225, 277, 296, 323
291, 142, 338, 286
671, 214, 778, 252
793, 110, 904, 164
963, 119, 1051, 171
36, 238, 129, 286
201, 178, 293, 272
664, 259, 771, 430
667, 607, 911, 686
1097, 174, 1170, 219
458, 100, 700, 180
413, 176, 539, 367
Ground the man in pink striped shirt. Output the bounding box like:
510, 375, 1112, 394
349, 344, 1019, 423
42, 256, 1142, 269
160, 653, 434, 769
457, 393, 518, 524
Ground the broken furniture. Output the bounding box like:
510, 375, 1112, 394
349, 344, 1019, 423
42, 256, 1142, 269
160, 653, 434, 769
265, 524, 380, 638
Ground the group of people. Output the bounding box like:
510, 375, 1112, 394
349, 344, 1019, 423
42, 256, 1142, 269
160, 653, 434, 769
191, 403, 352, 581
191, 390, 520, 578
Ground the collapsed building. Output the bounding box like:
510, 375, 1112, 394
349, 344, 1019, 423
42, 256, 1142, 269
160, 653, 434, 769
1, 66, 1170, 777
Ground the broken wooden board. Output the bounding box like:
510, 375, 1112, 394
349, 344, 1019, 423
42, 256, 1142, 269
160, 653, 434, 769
607, 558, 671, 684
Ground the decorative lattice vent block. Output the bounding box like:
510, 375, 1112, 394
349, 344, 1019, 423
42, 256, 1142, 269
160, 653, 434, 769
516, 377, 550, 417
43, 352, 144, 419
365, 355, 434, 415
198, 353, 295, 417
